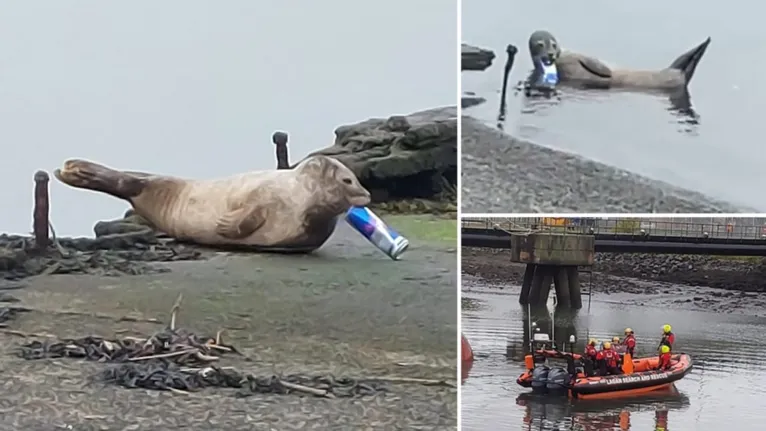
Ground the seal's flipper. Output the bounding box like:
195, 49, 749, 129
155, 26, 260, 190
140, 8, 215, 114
54, 159, 147, 200
215, 205, 267, 239
578, 57, 612, 78
668, 37, 711, 84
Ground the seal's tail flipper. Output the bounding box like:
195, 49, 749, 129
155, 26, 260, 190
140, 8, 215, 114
668, 37, 711, 84
54, 159, 147, 200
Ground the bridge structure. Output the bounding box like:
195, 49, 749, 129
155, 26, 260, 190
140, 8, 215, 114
461, 217, 766, 309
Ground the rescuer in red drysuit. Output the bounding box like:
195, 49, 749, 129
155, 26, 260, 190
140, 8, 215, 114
657, 345, 673, 370
597, 342, 622, 375
622, 328, 637, 356
583, 339, 600, 376
659, 324, 675, 352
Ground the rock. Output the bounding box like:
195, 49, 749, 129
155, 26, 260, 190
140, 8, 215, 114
461, 116, 752, 213
462, 43, 495, 71
461, 93, 486, 109
306, 107, 457, 204
0, 249, 27, 271
594, 253, 766, 293
93, 209, 156, 237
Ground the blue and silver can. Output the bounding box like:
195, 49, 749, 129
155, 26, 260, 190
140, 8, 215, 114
535, 60, 559, 88
345, 206, 410, 260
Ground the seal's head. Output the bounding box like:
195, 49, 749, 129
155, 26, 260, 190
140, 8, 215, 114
297, 155, 371, 211
528, 30, 561, 66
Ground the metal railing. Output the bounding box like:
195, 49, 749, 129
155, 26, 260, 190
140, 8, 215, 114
461, 217, 766, 240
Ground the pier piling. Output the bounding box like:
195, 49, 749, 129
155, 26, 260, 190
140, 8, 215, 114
510, 232, 594, 310
553, 268, 572, 309
567, 267, 583, 309
33, 170, 50, 250
272, 131, 290, 170
519, 264, 536, 305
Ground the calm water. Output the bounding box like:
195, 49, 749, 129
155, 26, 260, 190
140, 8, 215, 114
0, 0, 457, 237
461, 277, 766, 430
461, 0, 766, 210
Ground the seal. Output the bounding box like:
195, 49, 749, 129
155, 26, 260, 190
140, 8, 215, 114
527, 30, 711, 91
53, 155, 372, 252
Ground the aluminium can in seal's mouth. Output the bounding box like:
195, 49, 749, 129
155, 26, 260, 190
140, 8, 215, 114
539, 61, 559, 87
345, 206, 410, 260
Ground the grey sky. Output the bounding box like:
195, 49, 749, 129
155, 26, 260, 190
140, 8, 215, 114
0, 0, 457, 236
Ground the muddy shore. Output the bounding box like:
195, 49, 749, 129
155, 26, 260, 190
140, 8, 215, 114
0, 220, 457, 430
461, 116, 750, 213
462, 247, 766, 315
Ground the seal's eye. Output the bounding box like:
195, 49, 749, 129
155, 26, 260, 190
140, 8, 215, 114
342, 178, 352, 185
536, 41, 544, 48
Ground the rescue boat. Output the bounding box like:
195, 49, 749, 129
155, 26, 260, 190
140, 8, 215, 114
461, 333, 475, 383
517, 349, 693, 399
461, 333, 474, 362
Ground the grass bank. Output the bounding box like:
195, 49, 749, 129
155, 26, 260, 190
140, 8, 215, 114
384, 214, 457, 244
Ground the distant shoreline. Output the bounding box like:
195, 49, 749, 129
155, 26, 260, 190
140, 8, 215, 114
462, 247, 766, 316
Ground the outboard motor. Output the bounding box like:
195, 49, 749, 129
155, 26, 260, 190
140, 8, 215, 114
531, 366, 550, 394
546, 367, 570, 396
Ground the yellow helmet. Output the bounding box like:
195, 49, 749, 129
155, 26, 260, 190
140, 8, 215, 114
662, 324, 672, 334
624, 328, 633, 334
588, 338, 597, 346
660, 345, 670, 354
612, 336, 621, 342
603, 341, 612, 350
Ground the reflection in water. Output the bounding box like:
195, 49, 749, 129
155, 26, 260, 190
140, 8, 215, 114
517, 388, 690, 431
668, 90, 701, 133
498, 87, 700, 135
462, 359, 474, 383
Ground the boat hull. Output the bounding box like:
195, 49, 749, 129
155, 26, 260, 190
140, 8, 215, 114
517, 352, 693, 399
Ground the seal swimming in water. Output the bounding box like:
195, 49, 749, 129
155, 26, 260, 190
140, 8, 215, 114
53, 156, 371, 252
527, 30, 711, 91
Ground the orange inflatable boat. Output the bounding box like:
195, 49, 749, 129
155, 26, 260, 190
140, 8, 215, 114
461, 333, 474, 362
517, 349, 693, 399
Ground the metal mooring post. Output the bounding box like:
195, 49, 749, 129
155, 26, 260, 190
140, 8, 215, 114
33, 170, 51, 250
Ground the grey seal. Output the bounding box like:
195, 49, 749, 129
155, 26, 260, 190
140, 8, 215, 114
54, 156, 371, 252
528, 30, 711, 91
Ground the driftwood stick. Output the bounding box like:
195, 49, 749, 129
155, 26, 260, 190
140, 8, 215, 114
0, 329, 57, 338
128, 348, 197, 362
280, 380, 336, 398
169, 293, 183, 330
194, 351, 219, 362
369, 376, 457, 388
206, 344, 232, 352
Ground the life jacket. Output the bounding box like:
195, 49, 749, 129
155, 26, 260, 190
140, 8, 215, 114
623, 334, 636, 354
584, 345, 597, 359
658, 352, 672, 370
601, 349, 618, 368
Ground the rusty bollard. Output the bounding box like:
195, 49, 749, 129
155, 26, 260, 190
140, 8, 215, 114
33, 170, 50, 250
272, 131, 290, 170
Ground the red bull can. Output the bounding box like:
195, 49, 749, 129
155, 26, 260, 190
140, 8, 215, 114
345, 207, 409, 260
